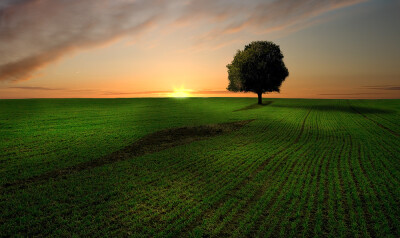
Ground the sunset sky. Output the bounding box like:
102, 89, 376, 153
0, 0, 399, 99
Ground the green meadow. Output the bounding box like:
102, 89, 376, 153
1, 98, 399, 237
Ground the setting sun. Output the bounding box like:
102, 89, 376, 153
169, 88, 191, 98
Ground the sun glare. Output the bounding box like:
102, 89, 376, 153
169, 88, 191, 98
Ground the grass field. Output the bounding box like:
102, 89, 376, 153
1, 98, 400, 237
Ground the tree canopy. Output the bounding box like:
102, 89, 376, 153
227, 41, 289, 104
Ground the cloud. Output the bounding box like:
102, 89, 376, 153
179, 0, 367, 47
8, 86, 62, 90
0, 0, 366, 82
319, 93, 385, 96
5, 87, 231, 95
382, 87, 400, 90
0, 0, 165, 82
362, 85, 400, 90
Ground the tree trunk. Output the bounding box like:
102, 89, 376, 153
257, 92, 262, 105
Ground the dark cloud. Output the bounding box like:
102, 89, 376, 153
0, 0, 28, 10
0, 0, 366, 82
362, 85, 400, 90
384, 87, 400, 90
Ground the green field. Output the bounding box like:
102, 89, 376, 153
1, 98, 400, 237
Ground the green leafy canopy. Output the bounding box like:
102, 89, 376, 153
227, 41, 289, 94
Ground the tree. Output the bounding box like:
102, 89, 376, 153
227, 41, 289, 104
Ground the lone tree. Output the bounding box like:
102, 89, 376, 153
227, 41, 289, 104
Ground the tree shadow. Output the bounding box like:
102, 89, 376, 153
233, 101, 273, 112
271, 103, 395, 114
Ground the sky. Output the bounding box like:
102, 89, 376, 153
0, 0, 399, 99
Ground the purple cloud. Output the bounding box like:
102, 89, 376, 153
0, 0, 165, 82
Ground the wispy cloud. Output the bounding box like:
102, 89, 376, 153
8, 86, 63, 90
180, 0, 367, 48
319, 93, 385, 96
362, 85, 400, 90
4, 87, 233, 96
0, 0, 165, 82
0, 0, 366, 82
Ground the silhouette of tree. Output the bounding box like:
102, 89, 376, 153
227, 41, 289, 104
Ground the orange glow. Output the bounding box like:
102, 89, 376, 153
168, 88, 192, 98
